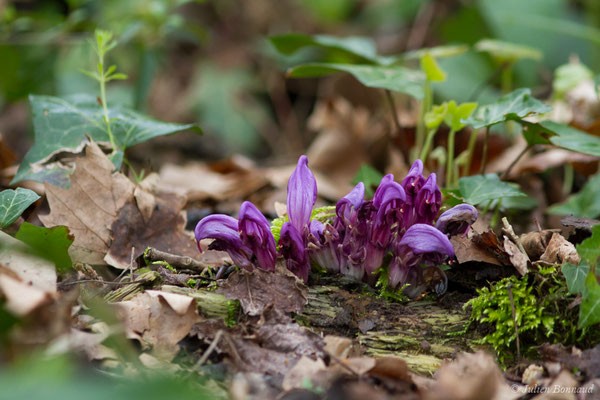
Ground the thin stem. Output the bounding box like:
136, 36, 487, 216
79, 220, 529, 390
490, 198, 502, 228
562, 163, 574, 195
501, 63, 514, 94
122, 157, 143, 183
480, 126, 490, 174
506, 284, 521, 363
446, 128, 456, 188
415, 80, 432, 160
501, 144, 532, 180
384, 89, 410, 163
98, 49, 117, 152
419, 127, 437, 162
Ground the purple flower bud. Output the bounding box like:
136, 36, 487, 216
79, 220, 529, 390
287, 155, 317, 234
436, 204, 478, 236
239, 201, 277, 271
414, 173, 441, 224
401, 160, 425, 205
280, 222, 310, 282
396, 223, 454, 266
373, 174, 395, 207
308, 222, 343, 273
195, 214, 254, 270
336, 182, 365, 227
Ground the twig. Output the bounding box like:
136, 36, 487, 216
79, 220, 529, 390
384, 89, 410, 163
60, 279, 134, 287
506, 284, 521, 363
502, 217, 530, 261
534, 217, 548, 248
501, 144, 532, 180
144, 247, 211, 273
195, 330, 224, 369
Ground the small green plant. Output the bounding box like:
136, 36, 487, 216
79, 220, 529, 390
464, 266, 598, 364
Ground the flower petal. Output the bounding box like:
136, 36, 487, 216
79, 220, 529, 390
414, 173, 441, 224
336, 182, 365, 226
397, 223, 454, 259
194, 214, 253, 270
287, 155, 317, 233
279, 222, 310, 282
436, 204, 478, 236
400, 160, 425, 205
239, 201, 277, 271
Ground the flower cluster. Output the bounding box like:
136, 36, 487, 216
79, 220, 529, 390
195, 156, 477, 296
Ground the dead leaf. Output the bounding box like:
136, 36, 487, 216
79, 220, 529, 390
532, 370, 579, 400
104, 183, 199, 269
324, 336, 359, 359
517, 148, 599, 175
218, 268, 308, 316
282, 355, 327, 391
450, 233, 502, 266
540, 233, 580, 265
116, 290, 198, 361
503, 235, 529, 275
0, 231, 57, 293
0, 274, 52, 316
426, 351, 518, 400
40, 142, 134, 264
521, 230, 559, 260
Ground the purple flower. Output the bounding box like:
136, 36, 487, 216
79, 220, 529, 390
414, 173, 441, 224
279, 155, 318, 281
195, 214, 255, 271
239, 201, 277, 271
280, 221, 310, 282
436, 204, 478, 236
195, 202, 277, 272
401, 160, 425, 205
388, 224, 454, 294
287, 155, 317, 234
335, 182, 365, 228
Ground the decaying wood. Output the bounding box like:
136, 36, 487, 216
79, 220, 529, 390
143, 247, 212, 273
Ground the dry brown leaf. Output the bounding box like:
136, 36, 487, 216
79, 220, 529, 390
0, 274, 52, 316
503, 235, 529, 276
450, 234, 503, 266
521, 230, 559, 260
517, 148, 599, 175
40, 142, 134, 264
218, 268, 308, 316
532, 370, 579, 400
282, 355, 327, 391
540, 233, 580, 265
105, 182, 199, 269
324, 335, 358, 359
0, 231, 56, 293
427, 351, 518, 400
116, 290, 198, 361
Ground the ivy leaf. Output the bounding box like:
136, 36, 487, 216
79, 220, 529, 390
553, 61, 593, 99
577, 224, 600, 267
15, 223, 73, 274
287, 63, 424, 99
12, 94, 201, 186
548, 172, 600, 219
541, 121, 600, 158
578, 271, 600, 329
462, 88, 551, 130
0, 188, 40, 228
352, 164, 383, 198
269, 33, 397, 65
562, 262, 590, 294
458, 173, 526, 206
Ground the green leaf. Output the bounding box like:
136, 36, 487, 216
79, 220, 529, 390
553, 61, 593, 99
352, 164, 384, 198
420, 53, 446, 82
548, 172, 600, 219
541, 121, 600, 158
578, 271, 600, 329
424, 103, 448, 130
12, 94, 201, 186
462, 88, 551, 129
15, 223, 73, 274
0, 188, 40, 228
403, 44, 469, 60
287, 63, 424, 99
577, 224, 600, 267
474, 38, 543, 62
562, 262, 590, 294
458, 173, 526, 206
269, 33, 396, 65
443, 101, 478, 131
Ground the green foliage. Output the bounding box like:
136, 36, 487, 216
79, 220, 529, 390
474, 38, 543, 62
561, 262, 589, 294
0, 188, 40, 228
465, 267, 588, 364
577, 225, 600, 266
457, 173, 526, 206
352, 164, 384, 198
442, 100, 478, 132
463, 88, 551, 130
541, 121, 600, 158
579, 271, 600, 328
271, 206, 336, 244
553, 61, 593, 98
548, 172, 600, 219
403, 44, 469, 60
287, 63, 425, 99
13, 94, 200, 186
15, 223, 73, 274
420, 53, 446, 82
